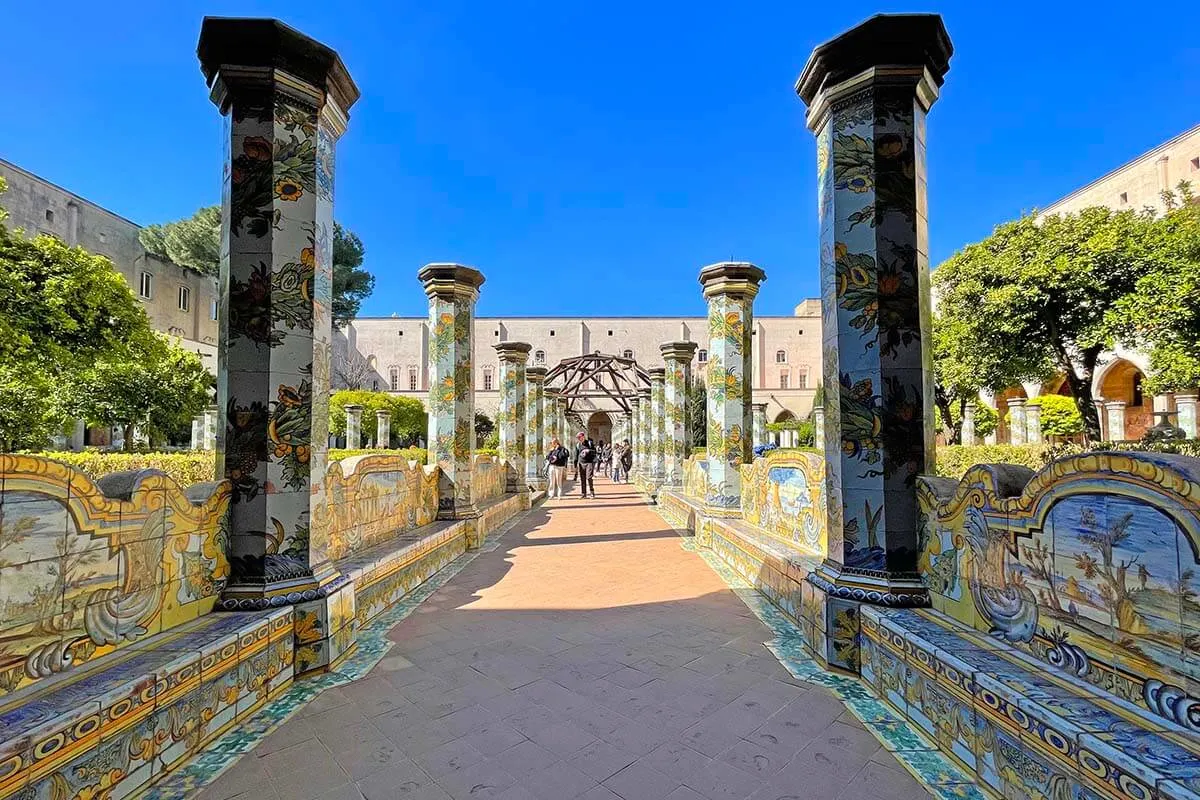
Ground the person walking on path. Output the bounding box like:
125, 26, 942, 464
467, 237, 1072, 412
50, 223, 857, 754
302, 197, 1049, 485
545, 437, 570, 499
573, 431, 597, 498
615, 439, 633, 483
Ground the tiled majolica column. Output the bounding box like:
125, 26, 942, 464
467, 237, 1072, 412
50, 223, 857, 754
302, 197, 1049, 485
699, 262, 764, 513
630, 395, 643, 478
661, 342, 697, 486
559, 397, 569, 445
752, 403, 768, 449
648, 367, 667, 489
543, 390, 559, 457
1177, 393, 1198, 438
420, 263, 485, 521
1008, 398, 1027, 445
376, 409, 391, 448
494, 342, 530, 494
525, 367, 547, 489
638, 387, 652, 484
200, 18, 358, 614
345, 405, 363, 449
798, 14, 952, 669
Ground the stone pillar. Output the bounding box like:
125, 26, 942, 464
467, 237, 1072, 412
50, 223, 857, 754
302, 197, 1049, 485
1176, 393, 1198, 438
1025, 401, 1043, 444
525, 367, 547, 490
798, 14, 953, 667
1008, 399, 1027, 445
1107, 400, 1127, 441
543, 390, 558, 462
345, 405, 363, 449
648, 367, 667, 488
200, 18, 359, 626
661, 342, 697, 486
812, 406, 825, 451
699, 262, 765, 512
190, 416, 204, 450
494, 341, 530, 494
376, 409, 391, 448
961, 402, 976, 445
752, 403, 768, 450
420, 263, 485, 522
202, 405, 218, 451
638, 386, 652, 482
630, 396, 642, 477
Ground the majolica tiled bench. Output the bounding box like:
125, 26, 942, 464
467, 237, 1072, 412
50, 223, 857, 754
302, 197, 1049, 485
0, 607, 291, 800
862, 606, 1200, 800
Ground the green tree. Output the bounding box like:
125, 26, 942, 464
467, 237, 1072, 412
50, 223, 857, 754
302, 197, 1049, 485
474, 411, 495, 447
139, 207, 376, 327
1111, 184, 1200, 394
329, 390, 427, 447
64, 335, 212, 451
935, 206, 1162, 442
1, 179, 162, 450
1029, 394, 1084, 439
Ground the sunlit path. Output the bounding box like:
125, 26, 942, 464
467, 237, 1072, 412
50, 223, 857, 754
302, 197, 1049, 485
197, 478, 931, 800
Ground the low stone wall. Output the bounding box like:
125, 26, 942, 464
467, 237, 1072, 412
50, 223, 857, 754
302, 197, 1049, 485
0, 454, 229, 698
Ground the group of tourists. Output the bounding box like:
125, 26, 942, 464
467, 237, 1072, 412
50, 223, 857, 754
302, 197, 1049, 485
543, 432, 634, 499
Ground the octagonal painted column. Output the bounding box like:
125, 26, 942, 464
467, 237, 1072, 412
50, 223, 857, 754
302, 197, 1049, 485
543, 389, 559, 458
661, 342, 697, 486
648, 367, 667, 488
376, 409, 391, 448
421, 263, 485, 522
345, 404, 363, 449
752, 403, 768, 450
699, 262, 765, 513
201, 17, 358, 612
798, 13, 952, 668
630, 395, 642, 478
495, 341, 531, 494
525, 367, 547, 489
637, 386, 652, 485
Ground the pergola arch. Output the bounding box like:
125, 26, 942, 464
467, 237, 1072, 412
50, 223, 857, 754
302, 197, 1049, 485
544, 352, 650, 416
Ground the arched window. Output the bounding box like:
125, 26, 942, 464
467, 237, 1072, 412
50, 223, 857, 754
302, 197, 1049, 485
388, 366, 400, 391
622, 349, 634, 360
482, 365, 495, 391
775, 350, 787, 364
697, 349, 708, 363
780, 370, 790, 389
407, 365, 418, 391
796, 366, 809, 389
534, 350, 546, 364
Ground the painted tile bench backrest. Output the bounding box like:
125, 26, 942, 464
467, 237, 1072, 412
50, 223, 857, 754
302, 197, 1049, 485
315, 454, 439, 561
918, 452, 1200, 732
739, 449, 827, 556
0, 455, 229, 699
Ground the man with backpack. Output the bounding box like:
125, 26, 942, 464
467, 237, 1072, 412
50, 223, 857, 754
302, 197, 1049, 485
573, 431, 597, 498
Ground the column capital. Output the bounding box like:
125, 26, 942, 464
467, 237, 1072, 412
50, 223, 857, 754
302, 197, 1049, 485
345, 404, 363, 413
418, 263, 486, 302
526, 366, 547, 385
647, 367, 666, 382
698, 262, 766, 300
1107, 399, 1128, 408
1007, 397, 1027, 407
751, 402, 768, 412
796, 14, 952, 128
660, 341, 698, 364
375, 408, 391, 419
638, 386, 652, 398
198, 17, 360, 122
494, 341, 532, 363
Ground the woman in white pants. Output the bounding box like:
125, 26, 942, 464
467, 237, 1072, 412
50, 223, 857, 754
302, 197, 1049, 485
545, 438, 569, 498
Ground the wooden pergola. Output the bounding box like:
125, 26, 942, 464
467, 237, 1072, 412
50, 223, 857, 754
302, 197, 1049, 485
545, 352, 649, 421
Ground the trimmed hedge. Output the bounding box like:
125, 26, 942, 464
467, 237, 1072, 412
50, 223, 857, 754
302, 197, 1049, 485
27, 447, 431, 487
934, 444, 1052, 479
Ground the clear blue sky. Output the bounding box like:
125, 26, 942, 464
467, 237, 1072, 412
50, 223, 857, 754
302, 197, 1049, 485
2, 2, 1196, 318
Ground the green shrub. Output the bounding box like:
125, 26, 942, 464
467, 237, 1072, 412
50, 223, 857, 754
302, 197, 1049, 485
32, 451, 215, 487
934, 444, 1052, 479
475, 448, 500, 458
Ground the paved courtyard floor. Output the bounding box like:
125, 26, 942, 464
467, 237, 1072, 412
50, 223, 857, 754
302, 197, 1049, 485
196, 475, 934, 800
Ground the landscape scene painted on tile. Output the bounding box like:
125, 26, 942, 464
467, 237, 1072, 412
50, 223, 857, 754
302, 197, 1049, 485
918, 452, 1200, 730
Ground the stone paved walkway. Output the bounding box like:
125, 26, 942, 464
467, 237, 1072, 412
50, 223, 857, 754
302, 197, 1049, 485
197, 474, 933, 800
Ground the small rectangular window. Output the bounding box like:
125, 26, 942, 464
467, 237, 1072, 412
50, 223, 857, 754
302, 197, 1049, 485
178, 286, 190, 312
796, 372, 808, 389
389, 367, 400, 392
697, 349, 708, 363
408, 367, 418, 391
483, 370, 494, 391
139, 272, 153, 299
780, 371, 790, 389
210, 298, 218, 320
45, 209, 54, 222
549, 330, 555, 337
1119, 192, 1129, 205
1191, 157, 1199, 171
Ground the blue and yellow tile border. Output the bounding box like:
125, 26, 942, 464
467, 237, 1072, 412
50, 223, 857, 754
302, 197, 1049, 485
136, 513, 527, 799
657, 509, 988, 800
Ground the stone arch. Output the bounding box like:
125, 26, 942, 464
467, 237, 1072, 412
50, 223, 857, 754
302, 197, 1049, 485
586, 411, 612, 445
1097, 357, 1150, 440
